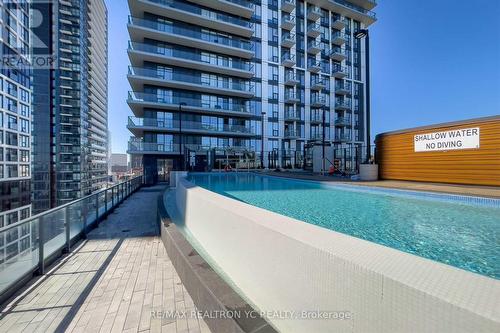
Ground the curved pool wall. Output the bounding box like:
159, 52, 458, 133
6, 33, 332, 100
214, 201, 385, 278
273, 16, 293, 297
171, 174, 500, 333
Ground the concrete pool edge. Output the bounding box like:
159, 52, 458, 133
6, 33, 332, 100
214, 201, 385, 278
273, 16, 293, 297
157, 193, 278, 333
174, 175, 500, 332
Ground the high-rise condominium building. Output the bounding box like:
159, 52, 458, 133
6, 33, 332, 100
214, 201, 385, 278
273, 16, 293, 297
32, 0, 109, 213
0, 1, 31, 228
0, 1, 31, 266
127, 0, 376, 183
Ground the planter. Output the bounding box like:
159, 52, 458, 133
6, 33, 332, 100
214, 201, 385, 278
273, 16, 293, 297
359, 164, 379, 181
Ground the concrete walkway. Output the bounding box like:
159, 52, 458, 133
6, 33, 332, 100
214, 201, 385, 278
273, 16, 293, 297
0, 185, 211, 333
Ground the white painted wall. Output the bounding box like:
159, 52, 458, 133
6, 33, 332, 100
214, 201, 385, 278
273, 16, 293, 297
174, 177, 500, 333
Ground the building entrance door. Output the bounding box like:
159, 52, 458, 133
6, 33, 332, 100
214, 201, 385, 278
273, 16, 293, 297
157, 159, 173, 182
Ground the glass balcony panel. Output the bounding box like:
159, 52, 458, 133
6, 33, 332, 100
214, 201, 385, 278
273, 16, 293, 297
68, 201, 84, 239
43, 209, 66, 258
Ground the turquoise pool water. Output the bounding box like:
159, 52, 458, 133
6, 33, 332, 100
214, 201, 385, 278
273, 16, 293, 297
187, 173, 500, 279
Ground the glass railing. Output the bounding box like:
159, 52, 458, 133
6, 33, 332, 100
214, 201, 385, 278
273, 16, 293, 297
146, 0, 253, 29
282, 33, 296, 43
284, 111, 301, 120
311, 77, 326, 86
128, 67, 254, 93
128, 141, 180, 153
307, 59, 321, 69
284, 92, 299, 101
284, 73, 298, 82
332, 65, 349, 75
128, 92, 253, 114
335, 100, 352, 108
329, 48, 347, 57
284, 129, 301, 137
307, 5, 322, 17
128, 42, 253, 72
282, 13, 295, 23
332, 31, 348, 40
331, 16, 348, 26
128, 117, 252, 133
335, 117, 352, 126
0, 176, 143, 299
307, 22, 321, 31
311, 95, 326, 104
335, 134, 352, 142
128, 116, 177, 128
282, 0, 296, 6
330, 0, 377, 19
335, 82, 352, 91
225, 0, 254, 9
128, 17, 253, 51
281, 52, 296, 63
307, 41, 321, 49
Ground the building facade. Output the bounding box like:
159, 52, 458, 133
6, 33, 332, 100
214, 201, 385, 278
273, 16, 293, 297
126, 0, 376, 183
32, 0, 109, 213
0, 1, 32, 247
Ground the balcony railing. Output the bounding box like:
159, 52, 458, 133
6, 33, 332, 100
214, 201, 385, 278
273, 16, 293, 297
128, 16, 253, 51
128, 92, 253, 114
0, 176, 143, 301
334, 117, 352, 126
281, 13, 296, 29
128, 42, 253, 72
128, 66, 254, 93
281, 52, 296, 66
307, 59, 321, 72
128, 117, 253, 134
335, 100, 351, 109
284, 129, 301, 138
129, 141, 180, 153
284, 111, 301, 121
330, 0, 377, 19
332, 65, 349, 77
335, 134, 352, 142
147, 0, 253, 29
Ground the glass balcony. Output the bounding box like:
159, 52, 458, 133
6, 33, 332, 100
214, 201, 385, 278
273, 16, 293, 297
307, 41, 321, 54
284, 73, 300, 86
311, 95, 326, 107
284, 129, 301, 138
281, 33, 296, 48
334, 117, 352, 126
310, 133, 325, 140
335, 133, 352, 142
335, 100, 351, 110
128, 66, 254, 97
128, 16, 253, 57
329, 48, 347, 61
330, 0, 377, 20
284, 92, 300, 103
281, 52, 296, 67
145, 0, 253, 32
307, 59, 321, 73
307, 23, 321, 38
284, 111, 301, 121
128, 141, 180, 154
128, 42, 253, 76
311, 77, 326, 91
332, 31, 348, 45
335, 82, 352, 95
332, 64, 349, 78
331, 16, 348, 30
281, 14, 295, 30
127, 92, 253, 117
0, 176, 143, 297
281, 0, 296, 13
307, 5, 322, 21
310, 113, 324, 123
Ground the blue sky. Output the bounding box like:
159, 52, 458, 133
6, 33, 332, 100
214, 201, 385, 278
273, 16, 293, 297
106, 0, 500, 153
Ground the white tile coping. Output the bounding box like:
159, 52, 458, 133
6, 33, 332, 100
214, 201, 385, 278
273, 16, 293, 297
173, 175, 500, 333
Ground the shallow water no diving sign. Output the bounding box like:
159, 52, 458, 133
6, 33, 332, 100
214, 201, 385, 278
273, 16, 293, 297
414, 127, 480, 152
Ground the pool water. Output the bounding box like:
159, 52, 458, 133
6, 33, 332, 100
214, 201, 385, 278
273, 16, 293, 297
187, 173, 500, 279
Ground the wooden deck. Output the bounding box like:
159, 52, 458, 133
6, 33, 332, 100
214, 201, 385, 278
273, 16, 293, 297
0, 185, 210, 333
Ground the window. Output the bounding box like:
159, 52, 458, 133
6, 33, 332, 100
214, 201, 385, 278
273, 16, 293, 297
268, 65, 278, 81
6, 132, 17, 146
7, 115, 17, 130
6, 148, 17, 162
20, 149, 29, 162
20, 119, 28, 133
7, 165, 17, 178
20, 165, 29, 177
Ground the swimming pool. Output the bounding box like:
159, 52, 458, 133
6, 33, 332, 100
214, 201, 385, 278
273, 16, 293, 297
187, 173, 500, 279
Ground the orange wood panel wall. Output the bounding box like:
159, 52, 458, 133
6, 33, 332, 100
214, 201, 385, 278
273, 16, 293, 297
375, 117, 500, 186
